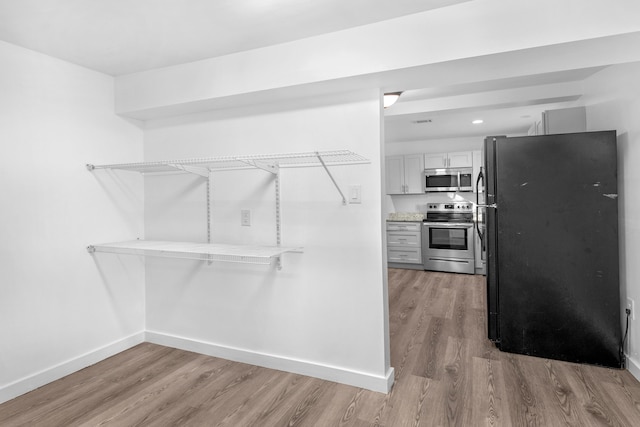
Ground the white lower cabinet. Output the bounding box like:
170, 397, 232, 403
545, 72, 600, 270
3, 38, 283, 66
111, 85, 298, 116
387, 221, 422, 267
388, 247, 422, 264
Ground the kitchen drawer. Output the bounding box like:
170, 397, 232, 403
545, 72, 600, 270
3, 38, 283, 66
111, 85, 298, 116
386, 221, 421, 232
388, 247, 422, 264
387, 231, 421, 247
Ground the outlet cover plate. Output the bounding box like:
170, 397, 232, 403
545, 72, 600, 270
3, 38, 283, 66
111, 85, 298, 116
627, 297, 635, 320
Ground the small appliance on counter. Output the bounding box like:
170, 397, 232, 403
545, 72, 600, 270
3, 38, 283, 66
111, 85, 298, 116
422, 202, 475, 274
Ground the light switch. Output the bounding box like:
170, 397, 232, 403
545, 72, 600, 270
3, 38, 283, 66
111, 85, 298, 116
241, 209, 251, 226
349, 185, 362, 204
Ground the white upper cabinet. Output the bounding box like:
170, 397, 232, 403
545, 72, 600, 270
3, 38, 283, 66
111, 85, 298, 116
528, 106, 587, 135
385, 154, 424, 195
424, 151, 473, 169
385, 156, 405, 194
424, 153, 447, 169
448, 151, 473, 168
403, 154, 424, 193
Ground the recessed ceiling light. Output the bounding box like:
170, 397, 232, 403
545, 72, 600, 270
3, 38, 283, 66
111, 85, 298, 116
472, 119, 484, 124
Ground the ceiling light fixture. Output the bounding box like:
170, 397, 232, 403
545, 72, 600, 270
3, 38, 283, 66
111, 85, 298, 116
383, 92, 403, 108
472, 119, 484, 124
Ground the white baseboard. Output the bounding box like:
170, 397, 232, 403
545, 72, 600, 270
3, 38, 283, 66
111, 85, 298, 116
0, 331, 145, 405
626, 353, 640, 381
145, 330, 394, 394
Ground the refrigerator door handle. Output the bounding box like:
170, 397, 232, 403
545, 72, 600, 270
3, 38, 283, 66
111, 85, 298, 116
475, 206, 484, 246
475, 167, 484, 197
475, 167, 484, 242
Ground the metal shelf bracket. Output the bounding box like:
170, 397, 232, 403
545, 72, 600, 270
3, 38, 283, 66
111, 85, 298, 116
316, 152, 347, 205
239, 159, 278, 174
167, 163, 210, 177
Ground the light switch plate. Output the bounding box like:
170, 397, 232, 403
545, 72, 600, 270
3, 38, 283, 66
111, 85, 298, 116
241, 209, 251, 226
349, 185, 362, 204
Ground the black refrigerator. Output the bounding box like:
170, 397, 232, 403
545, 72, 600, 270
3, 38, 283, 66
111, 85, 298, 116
480, 131, 622, 368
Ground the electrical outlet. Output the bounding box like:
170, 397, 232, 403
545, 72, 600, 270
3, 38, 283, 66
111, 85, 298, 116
241, 209, 251, 226
627, 297, 635, 320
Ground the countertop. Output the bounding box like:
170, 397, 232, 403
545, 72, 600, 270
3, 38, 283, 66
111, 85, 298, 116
387, 212, 426, 222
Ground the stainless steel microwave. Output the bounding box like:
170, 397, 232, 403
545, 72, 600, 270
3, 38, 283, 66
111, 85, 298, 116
423, 167, 473, 192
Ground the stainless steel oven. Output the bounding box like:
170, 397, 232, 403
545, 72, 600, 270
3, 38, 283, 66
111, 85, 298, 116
422, 202, 475, 274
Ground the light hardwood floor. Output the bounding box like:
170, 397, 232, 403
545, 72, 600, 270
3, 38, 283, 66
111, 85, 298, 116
2, 269, 640, 426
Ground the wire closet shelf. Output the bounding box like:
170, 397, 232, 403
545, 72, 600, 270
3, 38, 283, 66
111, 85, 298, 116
86, 149, 370, 268
86, 150, 370, 174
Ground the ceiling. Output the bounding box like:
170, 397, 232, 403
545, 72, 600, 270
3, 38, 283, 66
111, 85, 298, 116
0, 0, 468, 76
0, 0, 620, 141
384, 67, 607, 142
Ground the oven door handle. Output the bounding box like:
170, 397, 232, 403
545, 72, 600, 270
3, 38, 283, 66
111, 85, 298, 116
423, 222, 474, 228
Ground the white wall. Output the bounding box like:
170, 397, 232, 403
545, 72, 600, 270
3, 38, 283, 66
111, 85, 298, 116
582, 62, 640, 377
385, 136, 483, 156
0, 41, 145, 403
142, 92, 393, 392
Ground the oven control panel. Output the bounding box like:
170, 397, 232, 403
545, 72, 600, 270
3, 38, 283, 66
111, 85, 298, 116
427, 202, 473, 211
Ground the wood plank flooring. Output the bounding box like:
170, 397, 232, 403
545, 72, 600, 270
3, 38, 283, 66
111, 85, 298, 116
2, 268, 640, 426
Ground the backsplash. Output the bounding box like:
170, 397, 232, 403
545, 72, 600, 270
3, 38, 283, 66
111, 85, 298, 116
385, 192, 477, 216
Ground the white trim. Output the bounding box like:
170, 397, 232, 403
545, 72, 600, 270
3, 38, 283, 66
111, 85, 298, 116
626, 354, 640, 382
145, 330, 394, 393
0, 332, 145, 405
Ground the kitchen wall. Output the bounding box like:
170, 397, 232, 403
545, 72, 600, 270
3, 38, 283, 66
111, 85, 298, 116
385, 136, 483, 156
142, 92, 393, 392
583, 62, 640, 378
0, 41, 145, 403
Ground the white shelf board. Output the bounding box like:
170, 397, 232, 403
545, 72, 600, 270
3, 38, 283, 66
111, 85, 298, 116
87, 150, 369, 174
88, 240, 303, 265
